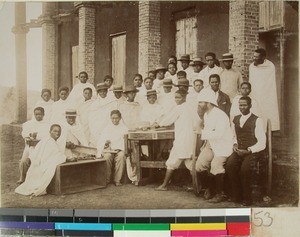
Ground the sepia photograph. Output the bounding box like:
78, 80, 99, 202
0, 1, 298, 210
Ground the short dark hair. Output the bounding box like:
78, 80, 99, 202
41, 88, 51, 96
239, 96, 252, 105
175, 89, 188, 97
144, 77, 153, 83
205, 52, 216, 59
59, 86, 69, 93
104, 75, 114, 82
83, 87, 92, 93
255, 48, 267, 58
34, 107, 45, 115
79, 71, 88, 79
169, 55, 177, 62
111, 109, 122, 118
177, 70, 187, 78
50, 124, 61, 132
193, 79, 203, 85
168, 62, 177, 71
240, 82, 252, 90
133, 73, 143, 80
209, 74, 220, 83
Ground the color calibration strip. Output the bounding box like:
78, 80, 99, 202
0, 208, 251, 236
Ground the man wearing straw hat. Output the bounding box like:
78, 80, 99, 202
196, 88, 233, 203
157, 79, 177, 115
178, 54, 194, 81
153, 64, 167, 93
219, 53, 243, 101
190, 57, 206, 83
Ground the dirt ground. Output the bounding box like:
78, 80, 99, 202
0, 125, 298, 209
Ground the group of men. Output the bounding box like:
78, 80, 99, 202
15, 48, 279, 205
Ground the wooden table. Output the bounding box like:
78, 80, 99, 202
126, 129, 175, 185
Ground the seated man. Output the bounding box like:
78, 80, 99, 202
61, 109, 89, 159
226, 96, 266, 205
17, 107, 50, 184
196, 89, 233, 203
15, 124, 66, 197
96, 110, 128, 186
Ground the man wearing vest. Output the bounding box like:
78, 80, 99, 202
226, 96, 266, 206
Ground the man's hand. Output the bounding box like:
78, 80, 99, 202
235, 148, 251, 157
233, 143, 239, 152
66, 142, 76, 149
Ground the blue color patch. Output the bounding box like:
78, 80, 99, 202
54, 223, 111, 231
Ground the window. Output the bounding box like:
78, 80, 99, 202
111, 33, 126, 86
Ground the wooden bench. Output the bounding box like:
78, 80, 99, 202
47, 146, 107, 195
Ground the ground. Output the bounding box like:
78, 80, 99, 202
0, 124, 298, 209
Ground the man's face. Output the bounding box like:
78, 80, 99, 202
175, 93, 185, 105
177, 75, 186, 80
148, 72, 156, 80
253, 52, 264, 66
133, 76, 143, 87
104, 78, 113, 88
66, 116, 76, 125
240, 84, 251, 96
126, 91, 136, 102
98, 89, 108, 98
50, 126, 61, 141
111, 113, 121, 126
178, 85, 188, 92
113, 91, 122, 99
34, 110, 44, 121
144, 79, 153, 90
168, 64, 177, 75
163, 86, 172, 93
83, 90, 92, 101
239, 99, 251, 115
79, 73, 88, 83
223, 60, 233, 70
157, 70, 165, 80
194, 81, 204, 93
147, 94, 157, 104
181, 61, 189, 70
209, 77, 220, 92
193, 64, 203, 73
59, 90, 69, 100
41, 91, 51, 102
205, 56, 215, 68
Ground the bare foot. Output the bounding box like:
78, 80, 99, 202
155, 185, 168, 191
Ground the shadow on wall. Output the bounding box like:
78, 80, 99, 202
0, 86, 40, 125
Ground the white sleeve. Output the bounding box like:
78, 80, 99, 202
249, 118, 266, 153
202, 114, 229, 140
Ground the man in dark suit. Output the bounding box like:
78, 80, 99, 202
209, 74, 231, 117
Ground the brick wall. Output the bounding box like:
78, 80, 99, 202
138, 1, 161, 77
77, 3, 96, 84
229, 1, 259, 80
40, 2, 58, 98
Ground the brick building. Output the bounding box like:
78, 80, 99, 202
5, 1, 299, 200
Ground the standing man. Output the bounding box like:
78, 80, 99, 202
219, 53, 243, 101
249, 48, 280, 131
153, 65, 167, 93
190, 58, 206, 83
226, 96, 266, 205
199, 52, 222, 88
196, 88, 233, 203
209, 74, 231, 117
178, 54, 194, 81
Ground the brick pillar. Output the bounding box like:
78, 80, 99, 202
39, 2, 58, 98
12, 2, 28, 123
229, 1, 259, 80
138, 1, 161, 77
75, 2, 96, 84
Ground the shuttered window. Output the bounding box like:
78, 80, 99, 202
111, 34, 126, 86
259, 1, 284, 32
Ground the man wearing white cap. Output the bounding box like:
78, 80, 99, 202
196, 88, 233, 203
219, 53, 243, 101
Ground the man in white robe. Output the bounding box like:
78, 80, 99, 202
88, 83, 117, 146
157, 79, 176, 115
32, 89, 54, 122
96, 110, 128, 186
189, 58, 206, 84
68, 71, 97, 107
17, 107, 50, 184
15, 124, 66, 197
153, 65, 167, 94
178, 54, 194, 81
249, 48, 280, 131
199, 52, 222, 88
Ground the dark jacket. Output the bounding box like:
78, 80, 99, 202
217, 90, 231, 117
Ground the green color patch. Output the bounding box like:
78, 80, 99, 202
113, 224, 169, 231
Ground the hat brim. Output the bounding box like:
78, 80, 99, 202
219, 58, 235, 61
113, 90, 123, 92
124, 89, 139, 93
174, 84, 193, 87
178, 59, 191, 62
